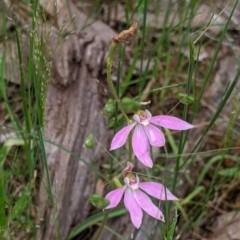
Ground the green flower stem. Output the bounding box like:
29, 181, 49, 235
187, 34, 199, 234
107, 43, 130, 124
93, 210, 109, 240
128, 131, 133, 162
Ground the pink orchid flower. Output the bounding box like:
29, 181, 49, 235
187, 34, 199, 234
104, 162, 178, 229
110, 109, 193, 168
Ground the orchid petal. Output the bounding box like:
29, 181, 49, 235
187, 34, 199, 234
122, 162, 134, 177
144, 124, 165, 147
144, 109, 152, 120
105, 187, 126, 209
138, 152, 153, 168
139, 182, 178, 201
150, 116, 194, 130
124, 188, 143, 228
110, 123, 136, 151
132, 124, 153, 168
133, 114, 141, 123
133, 189, 165, 222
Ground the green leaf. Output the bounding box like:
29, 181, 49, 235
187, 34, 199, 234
4, 138, 24, 149
181, 186, 205, 205
166, 208, 178, 240
67, 207, 127, 240
0, 138, 24, 168
0, 174, 6, 236
0, 147, 8, 167
218, 167, 240, 177
10, 185, 31, 221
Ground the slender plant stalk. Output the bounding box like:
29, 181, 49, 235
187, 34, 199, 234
93, 210, 109, 240
15, 27, 31, 134
114, 44, 124, 132
172, 40, 194, 191
107, 42, 130, 124
139, 0, 148, 94
128, 132, 133, 162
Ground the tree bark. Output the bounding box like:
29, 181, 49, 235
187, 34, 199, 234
37, 25, 109, 240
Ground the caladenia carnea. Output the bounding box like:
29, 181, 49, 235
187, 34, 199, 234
110, 109, 194, 168
104, 162, 178, 229
101, 21, 192, 231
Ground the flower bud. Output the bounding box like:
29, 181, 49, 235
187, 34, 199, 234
113, 177, 123, 188
85, 133, 94, 149
122, 97, 141, 113
89, 194, 110, 209
178, 93, 195, 105
103, 98, 115, 117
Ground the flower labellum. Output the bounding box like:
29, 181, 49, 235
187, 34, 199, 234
110, 109, 194, 168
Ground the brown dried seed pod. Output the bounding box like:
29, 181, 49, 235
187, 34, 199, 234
113, 21, 138, 44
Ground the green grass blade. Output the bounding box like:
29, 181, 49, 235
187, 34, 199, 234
67, 207, 127, 240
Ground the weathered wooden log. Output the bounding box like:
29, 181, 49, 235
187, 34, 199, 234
36, 29, 109, 239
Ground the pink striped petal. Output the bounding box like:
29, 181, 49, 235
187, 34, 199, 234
138, 152, 153, 168
150, 116, 194, 130
132, 124, 153, 168
144, 124, 165, 147
105, 187, 126, 209
133, 189, 165, 222
110, 123, 136, 151
139, 182, 178, 201
124, 188, 143, 228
